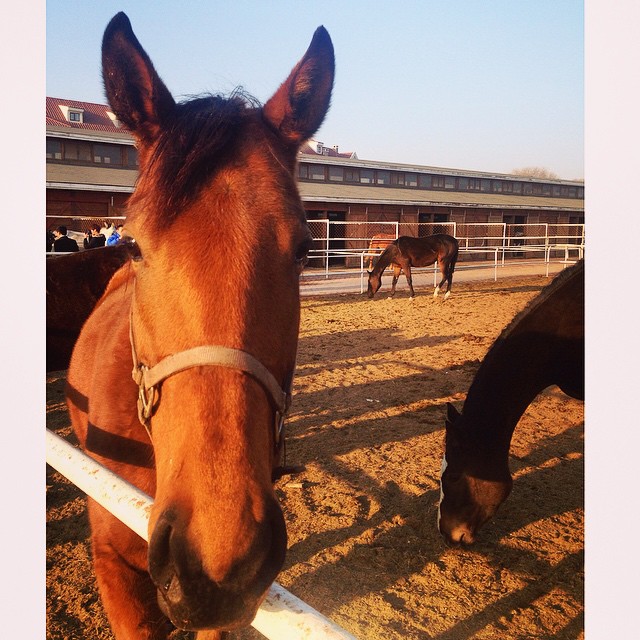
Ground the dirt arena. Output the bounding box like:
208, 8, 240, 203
46, 273, 584, 639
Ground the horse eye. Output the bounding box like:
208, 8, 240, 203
294, 238, 313, 269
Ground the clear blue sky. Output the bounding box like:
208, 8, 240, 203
46, 0, 584, 179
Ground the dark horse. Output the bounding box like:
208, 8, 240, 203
65, 13, 333, 639
438, 260, 584, 545
367, 234, 459, 299
47, 243, 139, 372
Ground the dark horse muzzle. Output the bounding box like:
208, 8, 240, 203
148, 499, 287, 630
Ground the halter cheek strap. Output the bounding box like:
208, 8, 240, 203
129, 312, 293, 453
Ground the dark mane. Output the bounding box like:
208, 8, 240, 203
483, 260, 584, 357
134, 89, 260, 223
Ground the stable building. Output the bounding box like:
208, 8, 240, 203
46, 97, 584, 249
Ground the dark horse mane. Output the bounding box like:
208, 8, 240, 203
129, 89, 260, 225
480, 260, 584, 370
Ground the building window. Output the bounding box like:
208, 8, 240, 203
512, 182, 522, 194
46, 139, 62, 159
444, 176, 456, 189
328, 166, 343, 182
308, 164, 326, 180
64, 140, 92, 162
345, 168, 359, 182
124, 146, 139, 168
523, 183, 533, 195
431, 175, 445, 188
69, 111, 82, 122
360, 169, 374, 184
492, 181, 503, 193
298, 164, 309, 179
391, 172, 405, 186
480, 179, 491, 192
376, 170, 390, 185
94, 143, 121, 165
405, 173, 417, 187
418, 174, 431, 188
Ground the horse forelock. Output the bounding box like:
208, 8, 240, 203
130, 89, 261, 226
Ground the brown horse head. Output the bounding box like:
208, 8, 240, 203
438, 403, 512, 545
69, 12, 334, 635
366, 269, 382, 298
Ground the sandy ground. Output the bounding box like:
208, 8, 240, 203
46, 273, 583, 639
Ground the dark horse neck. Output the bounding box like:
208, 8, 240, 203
462, 333, 564, 459
372, 244, 397, 275
460, 263, 584, 466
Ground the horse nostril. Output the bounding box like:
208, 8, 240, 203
148, 509, 182, 596
165, 574, 184, 605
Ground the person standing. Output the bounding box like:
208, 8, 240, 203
83, 224, 106, 249
106, 224, 124, 246
52, 226, 79, 252
100, 220, 116, 242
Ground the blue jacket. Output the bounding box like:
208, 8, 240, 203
106, 231, 121, 246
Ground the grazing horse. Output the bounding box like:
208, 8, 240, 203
46, 242, 140, 372
367, 234, 459, 299
65, 12, 334, 639
438, 260, 584, 545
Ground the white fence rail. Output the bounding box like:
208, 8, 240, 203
304, 220, 584, 269
46, 429, 357, 640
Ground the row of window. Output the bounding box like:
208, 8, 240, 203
298, 163, 584, 199
46, 138, 138, 168
45, 139, 584, 200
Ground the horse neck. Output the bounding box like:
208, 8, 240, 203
461, 331, 557, 461
373, 245, 395, 274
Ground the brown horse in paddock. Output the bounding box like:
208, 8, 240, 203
438, 259, 584, 545
46, 242, 140, 372
65, 12, 334, 639
367, 234, 459, 299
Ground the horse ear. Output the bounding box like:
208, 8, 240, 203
446, 402, 461, 426
101, 12, 176, 143
263, 26, 335, 146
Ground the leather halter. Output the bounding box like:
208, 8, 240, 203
129, 307, 293, 455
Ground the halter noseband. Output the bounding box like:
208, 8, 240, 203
129, 309, 293, 456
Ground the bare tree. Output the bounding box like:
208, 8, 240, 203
511, 167, 560, 180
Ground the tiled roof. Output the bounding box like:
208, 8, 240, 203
46, 97, 124, 133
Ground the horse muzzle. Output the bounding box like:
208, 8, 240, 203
148, 501, 287, 631
438, 519, 477, 546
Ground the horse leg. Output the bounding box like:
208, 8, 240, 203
88, 500, 171, 640
389, 265, 401, 297
405, 265, 416, 299
434, 258, 447, 299
444, 262, 453, 299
